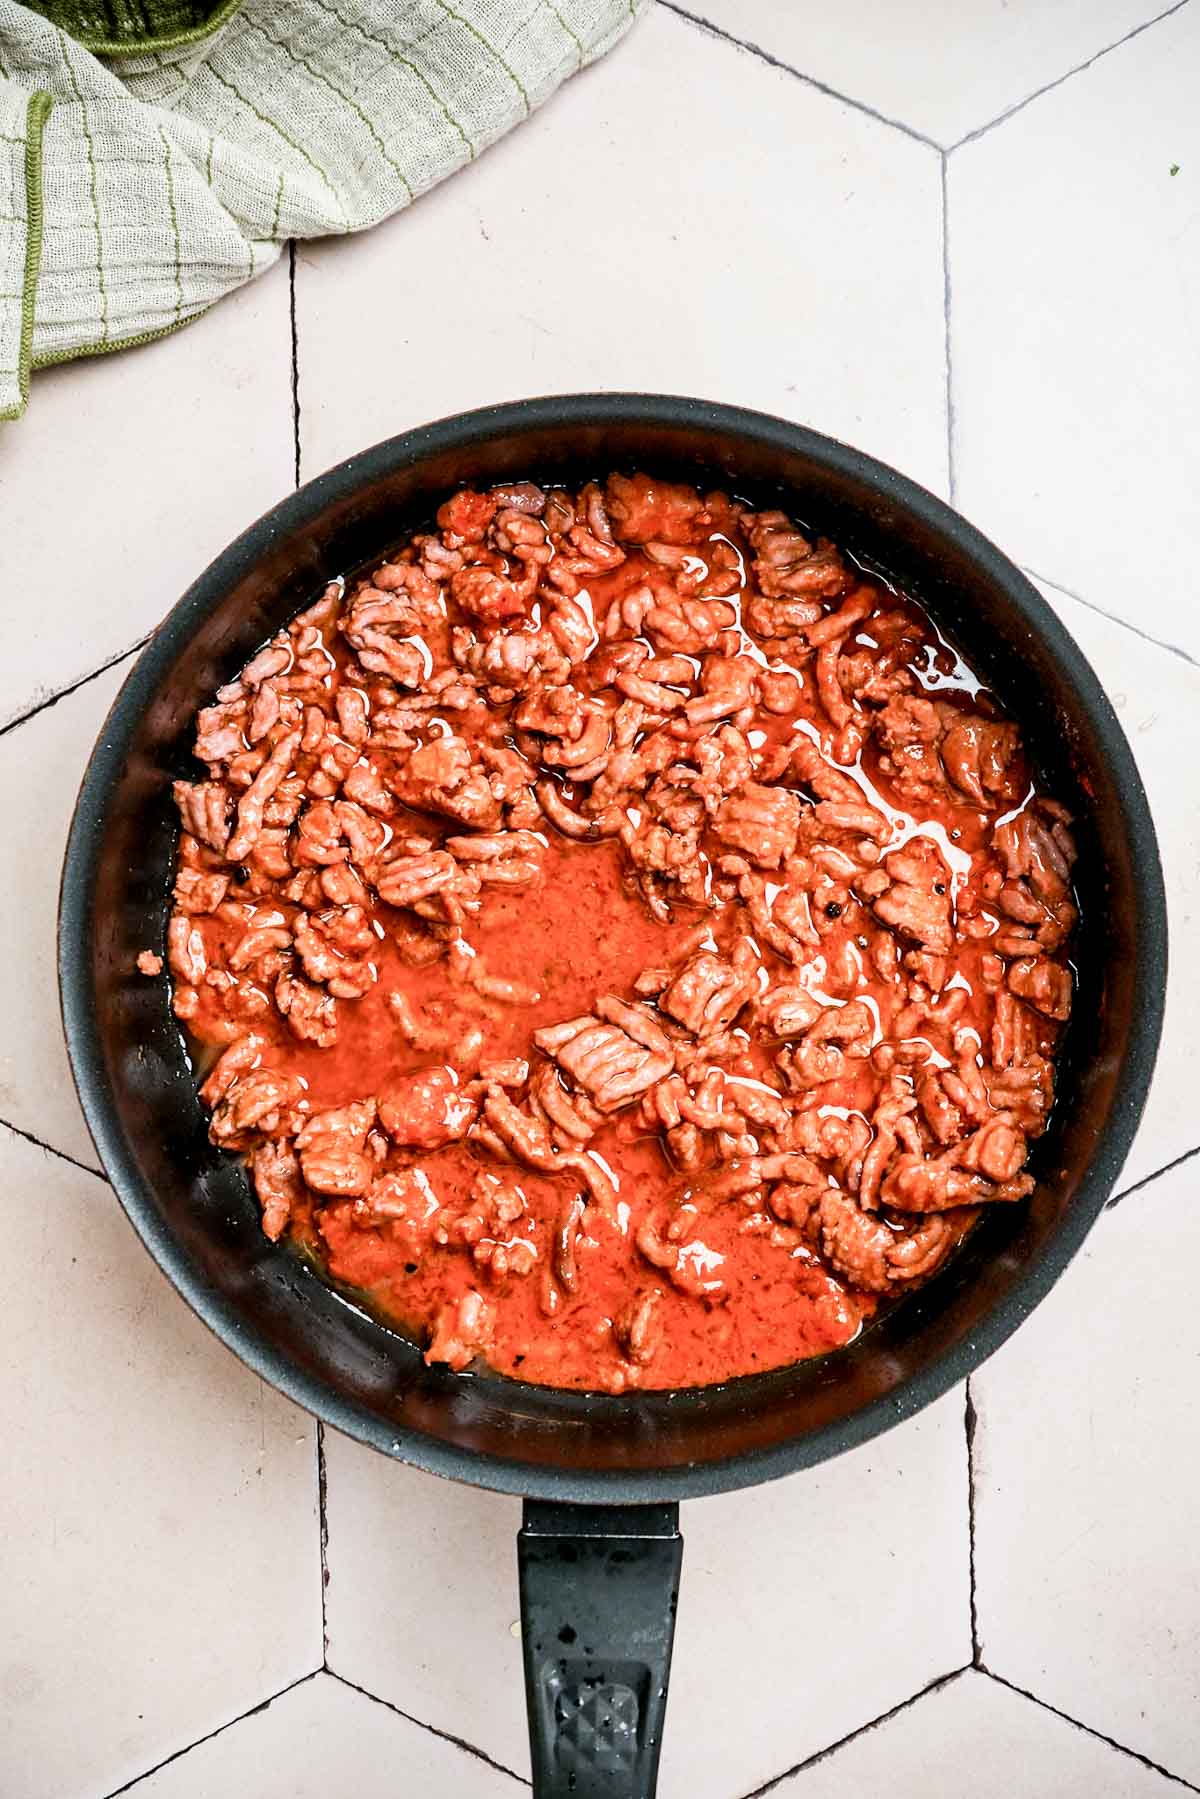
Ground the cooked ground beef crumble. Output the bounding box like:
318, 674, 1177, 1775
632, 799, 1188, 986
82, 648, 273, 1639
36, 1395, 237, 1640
146, 473, 1076, 1391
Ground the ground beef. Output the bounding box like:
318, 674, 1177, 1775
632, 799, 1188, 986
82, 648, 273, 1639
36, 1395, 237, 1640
146, 472, 1077, 1392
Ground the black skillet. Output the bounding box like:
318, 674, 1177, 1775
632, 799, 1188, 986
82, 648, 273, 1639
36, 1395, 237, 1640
59, 396, 1166, 1798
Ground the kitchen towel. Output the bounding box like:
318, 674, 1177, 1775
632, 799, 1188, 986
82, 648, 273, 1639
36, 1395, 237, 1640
0, 0, 643, 418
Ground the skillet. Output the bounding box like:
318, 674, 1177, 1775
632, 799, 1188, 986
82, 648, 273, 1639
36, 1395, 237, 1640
59, 394, 1166, 1798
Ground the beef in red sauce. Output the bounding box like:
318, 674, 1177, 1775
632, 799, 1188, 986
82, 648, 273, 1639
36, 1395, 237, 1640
151, 473, 1077, 1392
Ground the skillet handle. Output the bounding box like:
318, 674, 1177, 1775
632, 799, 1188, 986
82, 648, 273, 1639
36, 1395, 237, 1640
518, 1500, 682, 1799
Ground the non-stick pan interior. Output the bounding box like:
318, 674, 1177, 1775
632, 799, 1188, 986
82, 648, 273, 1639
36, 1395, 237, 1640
59, 396, 1165, 1500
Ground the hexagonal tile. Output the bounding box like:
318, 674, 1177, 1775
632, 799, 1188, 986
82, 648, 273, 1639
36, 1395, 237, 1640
0, 257, 293, 733
323, 1392, 970, 1797
0, 655, 132, 1171
0, 1127, 321, 1799
681, 0, 1174, 148
1033, 580, 1200, 1194
972, 1154, 1200, 1784
950, 2, 1200, 659
125, 1672, 518, 1798
295, 5, 948, 498
772, 1669, 1180, 1796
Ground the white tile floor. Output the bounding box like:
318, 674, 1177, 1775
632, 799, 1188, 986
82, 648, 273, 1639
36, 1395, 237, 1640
1, 4, 1198, 1796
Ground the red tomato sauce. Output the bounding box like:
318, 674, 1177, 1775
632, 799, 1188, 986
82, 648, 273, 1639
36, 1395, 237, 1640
161, 475, 1075, 1391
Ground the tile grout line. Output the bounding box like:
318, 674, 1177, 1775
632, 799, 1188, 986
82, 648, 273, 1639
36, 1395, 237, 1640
978, 1668, 1200, 1793
0, 632, 150, 744
0, 1113, 107, 1183
940, 149, 956, 506
0, 247, 303, 757
965, 1378, 981, 1663
99, 1669, 323, 1796
5, 247, 301, 754
325, 1668, 531, 1787
655, 0, 941, 149
1108, 1141, 1200, 1209
1023, 564, 1200, 670
317, 1420, 330, 1660
739, 1666, 972, 1796
288, 239, 301, 488
949, 0, 1194, 151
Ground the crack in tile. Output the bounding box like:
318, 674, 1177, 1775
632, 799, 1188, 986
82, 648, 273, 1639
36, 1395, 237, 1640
978, 1668, 1200, 1792
324, 1667, 530, 1786
1023, 565, 1200, 671
99, 1669, 323, 1796
738, 1666, 972, 1795
1107, 1141, 1200, 1210
0, 1113, 106, 1183
289, 240, 302, 490
0, 634, 149, 744
965, 1379, 980, 1664
949, 0, 1194, 151
656, 1, 941, 149
940, 151, 956, 505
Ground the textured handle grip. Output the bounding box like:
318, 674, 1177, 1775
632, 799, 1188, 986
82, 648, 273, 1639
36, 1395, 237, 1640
518, 1500, 683, 1799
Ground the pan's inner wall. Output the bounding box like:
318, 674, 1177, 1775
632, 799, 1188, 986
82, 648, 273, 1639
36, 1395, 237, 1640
70, 404, 1157, 1495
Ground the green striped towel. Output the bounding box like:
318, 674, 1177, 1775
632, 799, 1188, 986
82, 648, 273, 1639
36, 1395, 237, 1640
0, 0, 644, 419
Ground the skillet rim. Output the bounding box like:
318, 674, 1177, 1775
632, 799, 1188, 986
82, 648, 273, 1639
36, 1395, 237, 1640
58, 392, 1167, 1501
